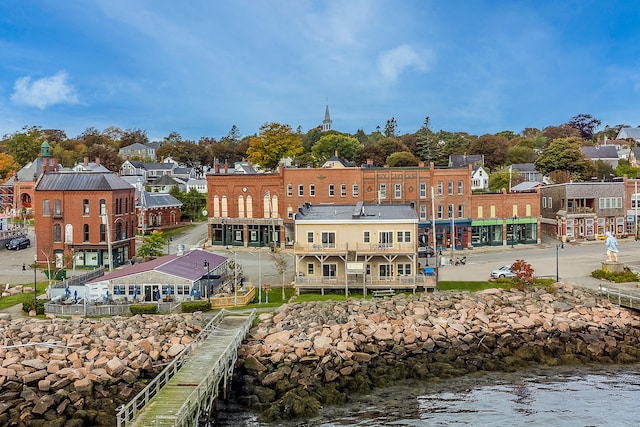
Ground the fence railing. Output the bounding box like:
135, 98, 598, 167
600, 284, 640, 309
49, 267, 105, 288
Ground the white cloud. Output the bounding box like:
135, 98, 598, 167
377, 45, 428, 83
11, 71, 79, 109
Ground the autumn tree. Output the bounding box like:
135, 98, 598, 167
542, 125, 580, 144
87, 144, 123, 172
354, 142, 386, 166
468, 134, 510, 170
77, 127, 113, 148
0, 153, 18, 180
511, 259, 535, 290
567, 114, 601, 140
120, 129, 149, 148
246, 122, 303, 170
311, 133, 360, 162
534, 137, 589, 181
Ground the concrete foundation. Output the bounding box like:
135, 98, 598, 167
602, 261, 624, 273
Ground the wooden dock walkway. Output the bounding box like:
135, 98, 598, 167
599, 284, 640, 310
117, 309, 256, 427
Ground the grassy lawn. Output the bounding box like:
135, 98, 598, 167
0, 281, 49, 311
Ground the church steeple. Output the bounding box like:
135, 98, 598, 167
322, 104, 332, 132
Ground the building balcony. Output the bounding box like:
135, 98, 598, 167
294, 242, 417, 255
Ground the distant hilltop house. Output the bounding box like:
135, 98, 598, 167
118, 142, 160, 161
580, 145, 619, 168
449, 154, 488, 192
616, 127, 640, 144
510, 163, 549, 184
72, 157, 110, 173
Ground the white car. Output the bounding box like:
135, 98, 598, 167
491, 264, 516, 279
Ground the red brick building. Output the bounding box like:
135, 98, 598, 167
1, 141, 60, 222
34, 171, 136, 270
471, 188, 541, 246
206, 159, 541, 250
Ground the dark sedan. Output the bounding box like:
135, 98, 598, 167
6, 237, 30, 250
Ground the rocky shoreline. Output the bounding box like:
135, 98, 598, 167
234, 283, 640, 421
0, 313, 210, 426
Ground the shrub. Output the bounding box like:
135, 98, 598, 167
130, 304, 158, 315
511, 259, 535, 290
22, 299, 46, 315
591, 269, 639, 283
181, 301, 212, 313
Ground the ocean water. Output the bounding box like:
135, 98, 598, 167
212, 364, 640, 427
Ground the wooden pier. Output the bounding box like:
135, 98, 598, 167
599, 284, 640, 310
117, 308, 256, 427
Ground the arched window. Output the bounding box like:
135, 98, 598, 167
238, 195, 245, 218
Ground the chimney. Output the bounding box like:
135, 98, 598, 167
214, 159, 220, 174
95, 157, 100, 166
224, 161, 228, 174
84, 156, 89, 166
418, 161, 425, 168
335, 150, 338, 157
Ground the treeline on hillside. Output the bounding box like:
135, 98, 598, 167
1, 114, 639, 188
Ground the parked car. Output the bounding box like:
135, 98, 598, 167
418, 246, 435, 257
6, 236, 30, 250
491, 264, 516, 279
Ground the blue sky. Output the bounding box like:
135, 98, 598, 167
1, 1, 639, 142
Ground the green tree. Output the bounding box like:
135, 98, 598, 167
246, 122, 303, 170
534, 137, 589, 181
136, 231, 167, 258
175, 188, 207, 221
585, 160, 614, 181
5, 128, 42, 167
434, 131, 473, 166
163, 131, 183, 145
616, 159, 640, 178
311, 134, 361, 162
416, 117, 439, 164
386, 151, 419, 167
505, 145, 537, 164
384, 117, 398, 137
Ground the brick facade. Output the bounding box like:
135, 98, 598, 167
206, 162, 542, 249
34, 171, 136, 270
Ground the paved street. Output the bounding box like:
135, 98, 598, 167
2, 223, 638, 296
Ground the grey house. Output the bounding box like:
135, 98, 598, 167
540, 181, 626, 241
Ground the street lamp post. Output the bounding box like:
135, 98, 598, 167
511, 216, 516, 248
167, 237, 172, 255
204, 260, 210, 303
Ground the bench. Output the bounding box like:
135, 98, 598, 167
372, 289, 395, 297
